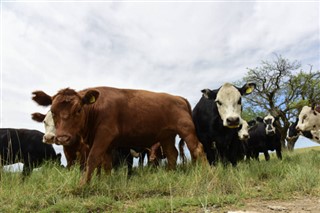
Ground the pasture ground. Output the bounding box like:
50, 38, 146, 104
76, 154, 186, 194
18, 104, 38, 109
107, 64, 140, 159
1, 146, 320, 212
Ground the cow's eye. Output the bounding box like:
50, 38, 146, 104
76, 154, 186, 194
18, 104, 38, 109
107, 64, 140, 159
76, 108, 82, 115
302, 115, 307, 122
238, 98, 242, 105
215, 100, 222, 106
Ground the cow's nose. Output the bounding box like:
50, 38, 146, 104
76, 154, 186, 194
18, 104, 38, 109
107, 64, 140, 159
227, 117, 240, 127
43, 134, 55, 144
243, 134, 249, 139
56, 135, 71, 144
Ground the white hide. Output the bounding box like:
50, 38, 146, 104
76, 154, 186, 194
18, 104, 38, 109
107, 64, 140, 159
263, 114, 276, 135
215, 83, 242, 128
310, 129, 320, 143
238, 119, 250, 141
296, 106, 320, 132
42, 111, 56, 144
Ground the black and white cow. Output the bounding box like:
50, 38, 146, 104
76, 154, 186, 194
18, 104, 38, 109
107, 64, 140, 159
296, 105, 320, 132
287, 118, 320, 144
0, 128, 61, 177
192, 82, 256, 166
247, 114, 282, 161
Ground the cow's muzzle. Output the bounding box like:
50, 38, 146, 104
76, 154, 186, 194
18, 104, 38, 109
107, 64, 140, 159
56, 135, 71, 145
43, 133, 55, 144
226, 117, 240, 128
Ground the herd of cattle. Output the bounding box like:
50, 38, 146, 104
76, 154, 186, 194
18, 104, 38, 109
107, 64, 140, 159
0, 82, 319, 185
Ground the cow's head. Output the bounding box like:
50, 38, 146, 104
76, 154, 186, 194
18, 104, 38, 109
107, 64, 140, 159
201, 82, 256, 128
31, 111, 56, 144
286, 119, 300, 141
296, 105, 319, 132
263, 114, 277, 136
238, 119, 250, 141
50, 88, 99, 145
310, 129, 320, 142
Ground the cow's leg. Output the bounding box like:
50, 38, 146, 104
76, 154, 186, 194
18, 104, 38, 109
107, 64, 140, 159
64, 146, 77, 170
138, 151, 146, 168
253, 152, 260, 161
101, 152, 112, 176
79, 134, 113, 186
126, 154, 134, 177
201, 139, 217, 165
160, 136, 178, 170
276, 149, 282, 160
22, 163, 32, 179
264, 151, 270, 161
177, 124, 206, 163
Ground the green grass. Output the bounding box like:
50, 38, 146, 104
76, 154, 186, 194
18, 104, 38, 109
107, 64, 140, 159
1, 148, 320, 212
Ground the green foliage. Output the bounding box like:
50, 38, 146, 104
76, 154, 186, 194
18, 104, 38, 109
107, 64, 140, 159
236, 54, 319, 149
1, 150, 320, 212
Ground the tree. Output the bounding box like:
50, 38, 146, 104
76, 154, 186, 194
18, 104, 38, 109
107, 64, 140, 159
238, 54, 320, 150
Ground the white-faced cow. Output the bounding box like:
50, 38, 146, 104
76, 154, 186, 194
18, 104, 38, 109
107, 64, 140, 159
32, 111, 90, 171
32, 87, 205, 186
296, 105, 320, 132
247, 114, 282, 161
31, 111, 138, 176
0, 128, 61, 178
192, 82, 256, 166
287, 118, 320, 144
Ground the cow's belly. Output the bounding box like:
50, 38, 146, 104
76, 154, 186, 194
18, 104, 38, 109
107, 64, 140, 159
115, 135, 158, 148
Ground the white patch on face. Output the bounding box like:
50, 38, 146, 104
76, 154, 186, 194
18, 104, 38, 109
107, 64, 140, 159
43, 111, 56, 144
215, 83, 242, 127
238, 119, 249, 141
296, 106, 319, 132
310, 129, 320, 143
263, 114, 276, 135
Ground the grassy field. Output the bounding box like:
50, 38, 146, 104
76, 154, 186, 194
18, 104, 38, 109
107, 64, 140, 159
1, 147, 320, 212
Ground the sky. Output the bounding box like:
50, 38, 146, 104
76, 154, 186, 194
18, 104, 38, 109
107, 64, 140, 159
1, 1, 319, 165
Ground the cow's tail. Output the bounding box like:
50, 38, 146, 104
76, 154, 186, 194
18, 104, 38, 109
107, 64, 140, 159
178, 97, 193, 165
178, 138, 187, 165
182, 97, 193, 117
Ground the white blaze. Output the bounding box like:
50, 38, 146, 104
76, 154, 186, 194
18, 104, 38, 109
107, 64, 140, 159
215, 83, 242, 127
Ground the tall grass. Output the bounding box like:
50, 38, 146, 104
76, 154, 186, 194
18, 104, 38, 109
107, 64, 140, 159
1, 149, 320, 212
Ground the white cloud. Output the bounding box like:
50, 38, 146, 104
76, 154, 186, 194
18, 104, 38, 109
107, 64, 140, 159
1, 2, 319, 139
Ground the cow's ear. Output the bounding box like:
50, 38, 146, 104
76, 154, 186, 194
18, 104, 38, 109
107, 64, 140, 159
31, 113, 46, 122
32, 91, 52, 106
201, 89, 217, 100
82, 90, 99, 105
239, 83, 256, 96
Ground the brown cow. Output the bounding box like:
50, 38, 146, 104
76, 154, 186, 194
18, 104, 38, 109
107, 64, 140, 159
32, 87, 205, 186
32, 111, 90, 171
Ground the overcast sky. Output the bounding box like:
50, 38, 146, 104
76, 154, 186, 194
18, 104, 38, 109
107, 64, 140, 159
1, 1, 319, 159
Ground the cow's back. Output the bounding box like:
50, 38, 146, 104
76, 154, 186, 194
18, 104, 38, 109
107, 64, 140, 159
82, 87, 193, 147
0, 128, 58, 165
18, 129, 58, 161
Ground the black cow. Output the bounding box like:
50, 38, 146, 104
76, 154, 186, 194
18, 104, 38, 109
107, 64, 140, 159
0, 128, 61, 177
247, 115, 282, 161
192, 82, 256, 166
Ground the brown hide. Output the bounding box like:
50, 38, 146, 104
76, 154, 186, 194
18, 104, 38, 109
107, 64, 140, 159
31, 111, 89, 170
46, 86, 204, 186
63, 140, 90, 170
